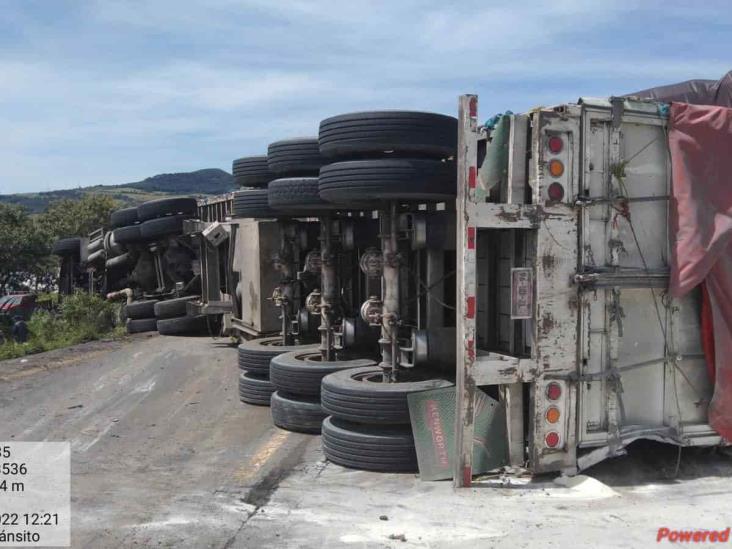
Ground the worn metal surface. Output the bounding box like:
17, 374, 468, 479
506, 114, 529, 205
319, 217, 338, 360
379, 204, 401, 379
526, 107, 580, 474
454, 93, 719, 477
232, 219, 280, 334
196, 192, 234, 222
454, 94, 479, 487
577, 105, 717, 452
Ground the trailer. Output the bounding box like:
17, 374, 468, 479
453, 93, 724, 485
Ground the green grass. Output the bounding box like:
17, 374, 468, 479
0, 292, 125, 361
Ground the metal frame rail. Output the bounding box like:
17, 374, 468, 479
453, 95, 480, 487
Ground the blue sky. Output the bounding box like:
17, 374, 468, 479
1, 0, 730, 194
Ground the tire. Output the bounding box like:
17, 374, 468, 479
87, 237, 104, 255
113, 225, 144, 245
239, 372, 275, 406
86, 248, 106, 266
267, 138, 324, 176
319, 158, 456, 205
126, 317, 158, 334
137, 197, 198, 222
104, 231, 124, 256
139, 214, 189, 240
110, 207, 139, 228
126, 299, 158, 320
231, 190, 278, 219
321, 417, 417, 473
271, 392, 326, 434
156, 315, 208, 336
318, 111, 457, 160
106, 252, 132, 270
154, 295, 198, 319
270, 351, 376, 397
238, 337, 318, 376
51, 237, 81, 256
232, 156, 274, 188
267, 178, 339, 212
321, 367, 453, 424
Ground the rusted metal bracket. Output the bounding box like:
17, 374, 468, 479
574, 270, 669, 289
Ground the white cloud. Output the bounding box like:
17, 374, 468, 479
0, 0, 730, 192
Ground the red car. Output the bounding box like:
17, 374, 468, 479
0, 293, 37, 321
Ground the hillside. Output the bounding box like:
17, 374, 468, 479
0, 168, 234, 213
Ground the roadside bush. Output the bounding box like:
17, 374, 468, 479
0, 292, 123, 361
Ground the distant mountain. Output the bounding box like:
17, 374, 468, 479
0, 168, 235, 213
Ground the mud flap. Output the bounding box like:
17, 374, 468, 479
408, 386, 507, 480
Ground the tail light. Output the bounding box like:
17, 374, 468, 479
546, 382, 562, 400
545, 431, 560, 448
548, 135, 563, 154
547, 182, 565, 202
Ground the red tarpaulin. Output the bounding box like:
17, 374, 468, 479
669, 102, 732, 441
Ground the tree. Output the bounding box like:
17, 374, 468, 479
38, 194, 118, 240
0, 204, 52, 292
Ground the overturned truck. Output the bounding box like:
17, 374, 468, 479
191, 72, 732, 481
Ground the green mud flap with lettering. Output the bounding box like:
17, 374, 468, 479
408, 387, 508, 481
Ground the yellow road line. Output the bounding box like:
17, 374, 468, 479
234, 430, 290, 484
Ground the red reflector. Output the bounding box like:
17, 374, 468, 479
548, 135, 563, 154
463, 466, 473, 486
467, 226, 476, 249
466, 295, 476, 319
545, 431, 560, 448
466, 338, 475, 361
468, 166, 477, 189
546, 382, 562, 400
469, 97, 477, 118
547, 182, 565, 202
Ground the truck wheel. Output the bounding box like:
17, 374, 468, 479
126, 317, 158, 334
126, 299, 158, 320
267, 138, 324, 176
321, 366, 453, 424
318, 158, 456, 205
154, 296, 198, 319
318, 111, 457, 160
237, 337, 318, 375
51, 237, 81, 257
139, 214, 188, 240
233, 156, 274, 188
239, 372, 275, 406
270, 351, 376, 397
110, 206, 139, 228
271, 391, 326, 434
105, 252, 132, 270
113, 225, 144, 245
321, 417, 417, 473
267, 178, 339, 212
156, 315, 208, 336
232, 189, 278, 218
137, 197, 198, 222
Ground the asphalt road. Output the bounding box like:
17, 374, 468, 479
0, 334, 319, 547
1, 335, 732, 548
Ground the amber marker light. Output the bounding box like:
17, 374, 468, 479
548, 159, 564, 177
546, 406, 561, 424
